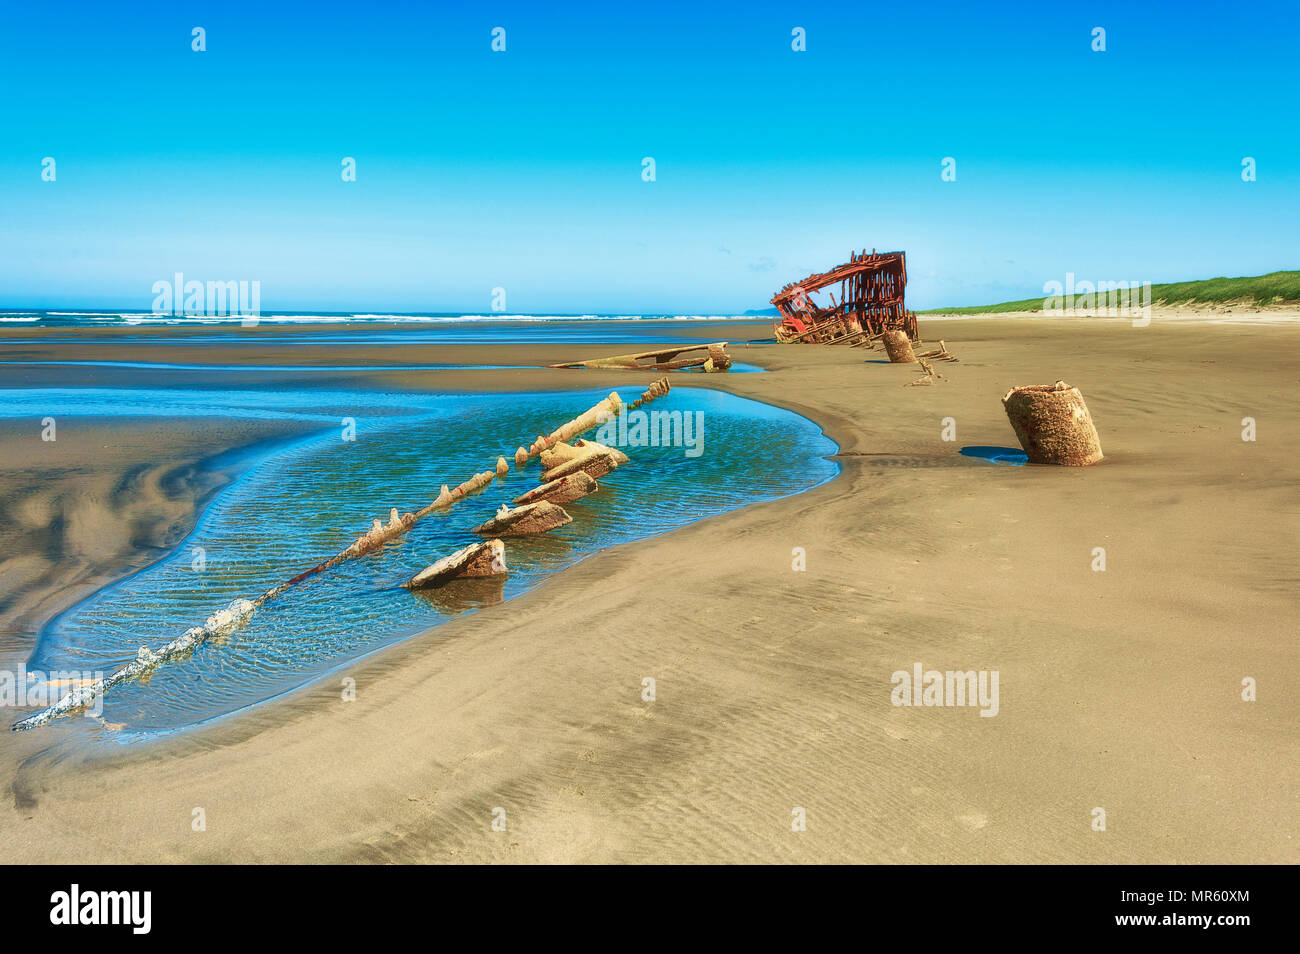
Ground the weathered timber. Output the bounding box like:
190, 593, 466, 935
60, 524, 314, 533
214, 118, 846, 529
539, 438, 627, 471
512, 471, 598, 506
473, 501, 572, 536
521, 392, 624, 462
904, 358, 943, 387
916, 340, 959, 362
551, 342, 732, 373
540, 449, 621, 483
628, 378, 671, 409
572, 439, 628, 463
538, 441, 582, 470
403, 539, 507, 590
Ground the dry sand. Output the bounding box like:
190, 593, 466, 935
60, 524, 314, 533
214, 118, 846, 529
0, 317, 1296, 863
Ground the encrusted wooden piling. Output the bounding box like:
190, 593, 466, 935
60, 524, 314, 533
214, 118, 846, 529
519, 392, 625, 463
1001, 381, 1104, 466
628, 377, 670, 410
539, 441, 583, 470
473, 501, 572, 536
512, 472, 598, 506
882, 330, 917, 363
541, 450, 621, 483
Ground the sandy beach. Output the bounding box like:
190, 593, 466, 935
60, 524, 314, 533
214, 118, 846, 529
0, 316, 1296, 863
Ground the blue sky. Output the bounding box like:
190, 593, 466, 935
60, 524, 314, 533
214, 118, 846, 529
1, 0, 1297, 313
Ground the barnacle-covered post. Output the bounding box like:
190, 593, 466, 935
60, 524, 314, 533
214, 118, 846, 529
1001, 381, 1104, 466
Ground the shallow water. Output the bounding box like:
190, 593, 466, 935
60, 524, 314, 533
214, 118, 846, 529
959, 446, 1029, 466
0, 359, 765, 373
10, 385, 835, 738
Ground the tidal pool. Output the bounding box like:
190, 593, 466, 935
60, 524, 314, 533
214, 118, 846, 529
8, 385, 837, 738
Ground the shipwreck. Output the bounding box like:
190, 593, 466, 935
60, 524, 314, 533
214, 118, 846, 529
771, 249, 918, 345
550, 342, 732, 373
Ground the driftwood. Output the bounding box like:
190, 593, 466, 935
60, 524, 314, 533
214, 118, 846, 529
512, 471, 598, 506
551, 342, 732, 373
904, 358, 945, 387
916, 340, 958, 362
1001, 381, 1104, 466
473, 501, 572, 536
402, 539, 507, 590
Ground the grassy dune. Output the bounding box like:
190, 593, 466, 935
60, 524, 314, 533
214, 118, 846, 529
920, 270, 1300, 314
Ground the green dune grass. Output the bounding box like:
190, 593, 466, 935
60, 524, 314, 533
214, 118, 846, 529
919, 271, 1300, 314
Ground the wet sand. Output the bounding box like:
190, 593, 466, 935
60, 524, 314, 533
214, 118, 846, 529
0, 317, 1296, 863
